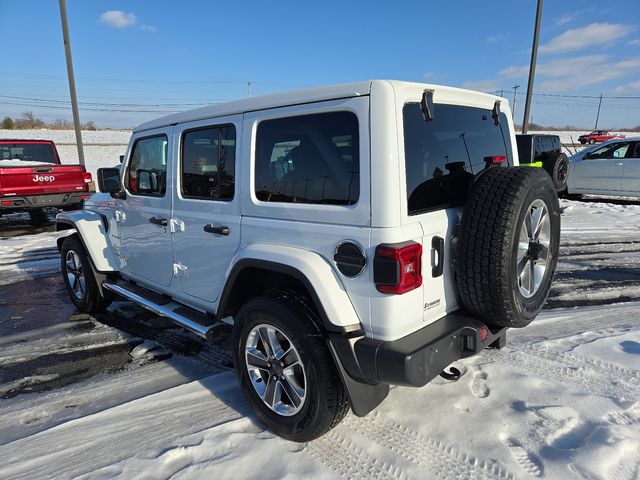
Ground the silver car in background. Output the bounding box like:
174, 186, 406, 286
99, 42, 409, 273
567, 137, 640, 198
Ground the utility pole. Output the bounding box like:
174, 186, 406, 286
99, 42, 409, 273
512, 84, 520, 122
522, 0, 543, 134
594, 93, 603, 130
247, 81, 252, 97
59, 0, 85, 166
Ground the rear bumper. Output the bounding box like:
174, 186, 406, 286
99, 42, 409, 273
0, 192, 87, 212
329, 311, 507, 415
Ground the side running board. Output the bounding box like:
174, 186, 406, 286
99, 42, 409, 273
102, 281, 226, 340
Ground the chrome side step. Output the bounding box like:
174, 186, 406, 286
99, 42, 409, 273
102, 281, 223, 340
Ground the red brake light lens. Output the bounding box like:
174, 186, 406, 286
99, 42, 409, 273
83, 172, 93, 183
492, 155, 506, 163
1, 201, 11, 206
374, 242, 423, 294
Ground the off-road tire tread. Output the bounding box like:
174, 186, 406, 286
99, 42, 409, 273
455, 167, 559, 328
544, 153, 569, 192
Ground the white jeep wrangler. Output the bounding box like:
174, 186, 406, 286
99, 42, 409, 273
56, 80, 560, 442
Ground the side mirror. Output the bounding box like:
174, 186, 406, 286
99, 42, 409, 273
97, 167, 122, 194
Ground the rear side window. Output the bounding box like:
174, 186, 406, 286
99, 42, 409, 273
125, 135, 168, 197
403, 103, 513, 215
255, 111, 359, 205
181, 125, 236, 200
0, 143, 57, 164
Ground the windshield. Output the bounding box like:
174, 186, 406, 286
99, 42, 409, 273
403, 103, 513, 215
0, 143, 57, 164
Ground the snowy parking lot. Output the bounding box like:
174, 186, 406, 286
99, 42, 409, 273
0, 198, 638, 479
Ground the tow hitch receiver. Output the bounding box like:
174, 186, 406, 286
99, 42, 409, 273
439, 366, 462, 381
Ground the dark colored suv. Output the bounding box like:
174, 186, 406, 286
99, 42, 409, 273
516, 134, 568, 192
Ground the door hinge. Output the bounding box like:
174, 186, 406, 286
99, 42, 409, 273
173, 263, 188, 277
170, 218, 185, 233
114, 210, 127, 222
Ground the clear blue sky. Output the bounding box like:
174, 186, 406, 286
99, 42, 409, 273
1, 0, 639, 129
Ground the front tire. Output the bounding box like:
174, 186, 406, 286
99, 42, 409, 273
455, 167, 560, 328
232, 291, 349, 442
61, 235, 111, 313
588, 138, 596, 144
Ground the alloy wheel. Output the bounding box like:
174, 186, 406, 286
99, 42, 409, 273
245, 324, 307, 416
517, 199, 551, 298
65, 250, 86, 300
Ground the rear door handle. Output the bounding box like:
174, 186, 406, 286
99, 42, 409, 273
432, 236, 445, 278
149, 216, 168, 226
204, 224, 229, 236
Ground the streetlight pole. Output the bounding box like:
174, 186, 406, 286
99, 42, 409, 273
59, 0, 85, 166
522, 0, 543, 134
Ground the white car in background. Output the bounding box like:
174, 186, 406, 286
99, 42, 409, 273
567, 137, 640, 198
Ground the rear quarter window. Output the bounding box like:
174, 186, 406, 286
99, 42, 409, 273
403, 103, 513, 215
254, 111, 359, 205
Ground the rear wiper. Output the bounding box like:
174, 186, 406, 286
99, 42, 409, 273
420, 89, 434, 122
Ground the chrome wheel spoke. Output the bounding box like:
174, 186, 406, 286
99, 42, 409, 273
280, 348, 299, 368
532, 206, 547, 240
263, 376, 278, 407
247, 349, 270, 370
258, 327, 275, 358
280, 376, 304, 408
517, 253, 529, 278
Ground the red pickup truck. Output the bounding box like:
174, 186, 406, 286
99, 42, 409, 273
0, 140, 91, 219
578, 130, 625, 144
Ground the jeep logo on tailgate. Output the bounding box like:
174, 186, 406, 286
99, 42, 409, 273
33, 174, 55, 182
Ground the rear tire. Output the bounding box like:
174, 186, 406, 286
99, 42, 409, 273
544, 153, 569, 192
455, 167, 560, 328
232, 291, 349, 442
588, 138, 596, 144
61, 234, 111, 313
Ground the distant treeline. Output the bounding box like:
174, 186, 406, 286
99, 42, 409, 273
2, 112, 98, 131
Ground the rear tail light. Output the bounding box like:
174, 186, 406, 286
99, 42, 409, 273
81, 195, 88, 200
83, 172, 93, 183
373, 241, 422, 294
1, 201, 11, 206
491, 155, 506, 163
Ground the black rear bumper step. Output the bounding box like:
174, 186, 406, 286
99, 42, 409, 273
328, 312, 507, 415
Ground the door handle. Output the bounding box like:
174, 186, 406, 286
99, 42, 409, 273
432, 236, 444, 278
149, 216, 168, 227
204, 224, 230, 236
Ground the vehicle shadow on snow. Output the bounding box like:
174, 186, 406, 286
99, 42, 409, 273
0, 210, 57, 238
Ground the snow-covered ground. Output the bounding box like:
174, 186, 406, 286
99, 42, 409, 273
0, 198, 639, 479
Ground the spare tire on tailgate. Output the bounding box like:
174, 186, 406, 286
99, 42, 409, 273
455, 167, 560, 328
544, 152, 569, 192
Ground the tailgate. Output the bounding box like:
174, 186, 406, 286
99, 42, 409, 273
0, 165, 88, 196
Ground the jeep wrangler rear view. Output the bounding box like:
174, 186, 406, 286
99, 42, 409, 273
56, 80, 560, 441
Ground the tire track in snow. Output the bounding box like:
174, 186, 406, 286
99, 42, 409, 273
486, 348, 638, 402
305, 429, 406, 480
343, 413, 514, 480
519, 344, 640, 386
